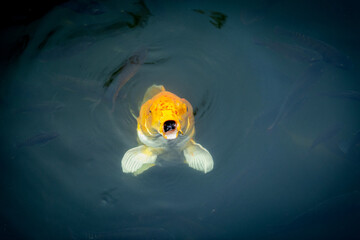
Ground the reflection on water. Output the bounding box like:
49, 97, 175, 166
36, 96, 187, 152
1, 0, 360, 239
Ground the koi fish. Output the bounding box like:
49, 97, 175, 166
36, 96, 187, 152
338, 130, 360, 157
309, 123, 342, 151
18, 101, 64, 113
103, 48, 147, 112
254, 38, 323, 63
70, 227, 174, 240
322, 90, 360, 102
268, 63, 324, 131
16, 132, 59, 148
275, 26, 352, 69
61, 0, 107, 15
121, 85, 214, 175
272, 191, 360, 237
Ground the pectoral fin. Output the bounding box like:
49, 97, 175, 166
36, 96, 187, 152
183, 141, 214, 173
121, 145, 157, 175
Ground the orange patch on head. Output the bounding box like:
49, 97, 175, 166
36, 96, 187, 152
138, 90, 192, 140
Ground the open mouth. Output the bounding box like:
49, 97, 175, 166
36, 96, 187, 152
163, 120, 178, 139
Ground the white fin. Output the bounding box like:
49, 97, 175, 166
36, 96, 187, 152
141, 85, 165, 105
121, 145, 157, 175
129, 105, 138, 120
183, 141, 214, 173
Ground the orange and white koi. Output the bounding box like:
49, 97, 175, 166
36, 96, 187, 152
121, 85, 213, 175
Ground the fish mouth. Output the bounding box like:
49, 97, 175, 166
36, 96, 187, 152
162, 120, 179, 140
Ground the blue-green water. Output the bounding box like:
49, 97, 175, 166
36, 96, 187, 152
1, 0, 360, 239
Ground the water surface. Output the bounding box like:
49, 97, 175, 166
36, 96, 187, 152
1, 0, 360, 239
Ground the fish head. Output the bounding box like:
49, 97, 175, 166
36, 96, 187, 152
150, 93, 188, 140
139, 91, 192, 140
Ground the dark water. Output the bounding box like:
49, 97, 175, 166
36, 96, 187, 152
1, 0, 360, 239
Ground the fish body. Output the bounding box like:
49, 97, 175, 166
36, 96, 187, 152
268, 63, 324, 130
310, 123, 342, 150
271, 191, 360, 238
38, 38, 95, 60
103, 49, 147, 111
71, 227, 174, 240
323, 90, 360, 101
19, 101, 64, 113
348, 131, 360, 153
61, 0, 107, 15
339, 130, 360, 160
16, 132, 59, 148
254, 38, 323, 63
38, 27, 62, 50
275, 27, 352, 69
121, 85, 214, 175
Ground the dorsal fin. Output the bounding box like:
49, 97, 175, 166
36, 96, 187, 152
141, 85, 165, 105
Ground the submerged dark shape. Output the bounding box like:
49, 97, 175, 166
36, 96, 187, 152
322, 90, 360, 101
72, 227, 174, 240
338, 130, 360, 161
66, 21, 127, 40
347, 131, 360, 154
4, 34, 30, 62
243, 95, 307, 140
240, 9, 265, 26
309, 123, 342, 151
254, 38, 323, 63
100, 187, 118, 207
15, 35, 30, 59
125, 11, 144, 28
126, 0, 152, 28
209, 11, 227, 29
103, 48, 148, 111
16, 132, 59, 148
61, 0, 107, 15
192, 91, 211, 118
50, 73, 101, 98
270, 191, 360, 239
65, 0, 151, 40
143, 57, 170, 65
37, 37, 95, 60
38, 26, 62, 50
275, 26, 353, 69
268, 63, 324, 131
193, 9, 205, 14
193, 9, 227, 29
240, 0, 280, 25
18, 101, 64, 113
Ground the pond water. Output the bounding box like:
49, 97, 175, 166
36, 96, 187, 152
1, 0, 360, 239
